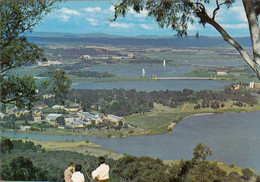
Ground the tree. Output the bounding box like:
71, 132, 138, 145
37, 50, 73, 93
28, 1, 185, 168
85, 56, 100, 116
169, 143, 226, 182
112, 0, 260, 79
0, 1, 68, 109
192, 142, 213, 161
1, 75, 38, 109
0, 137, 13, 154
56, 116, 65, 126
2, 156, 48, 181
42, 69, 72, 105
242, 168, 254, 180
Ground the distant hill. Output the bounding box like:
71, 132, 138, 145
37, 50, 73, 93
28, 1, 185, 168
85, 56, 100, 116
27, 32, 251, 48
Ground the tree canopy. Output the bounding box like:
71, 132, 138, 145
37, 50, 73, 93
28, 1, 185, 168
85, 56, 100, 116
0, 1, 71, 109
112, 0, 260, 79
0, 1, 55, 73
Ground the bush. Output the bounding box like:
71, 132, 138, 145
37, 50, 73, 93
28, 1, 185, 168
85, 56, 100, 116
128, 129, 134, 133
242, 168, 253, 180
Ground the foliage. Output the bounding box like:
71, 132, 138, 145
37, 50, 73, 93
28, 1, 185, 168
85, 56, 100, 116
41, 69, 72, 105
170, 143, 226, 182
1, 138, 256, 182
59, 70, 115, 79
11, 139, 44, 152
242, 168, 254, 180
68, 88, 258, 116
56, 116, 65, 126
1, 75, 38, 109
0, 1, 57, 108
0, 137, 13, 154
0, 1, 70, 109
2, 156, 49, 181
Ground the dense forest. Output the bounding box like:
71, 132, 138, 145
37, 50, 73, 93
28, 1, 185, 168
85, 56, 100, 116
1, 137, 259, 182
38, 70, 116, 79
60, 87, 258, 116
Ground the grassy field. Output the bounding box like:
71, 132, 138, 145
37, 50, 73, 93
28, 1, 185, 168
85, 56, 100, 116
33, 140, 124, 160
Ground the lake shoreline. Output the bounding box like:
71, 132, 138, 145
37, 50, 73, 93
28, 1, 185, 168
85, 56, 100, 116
2, 109, 260, 138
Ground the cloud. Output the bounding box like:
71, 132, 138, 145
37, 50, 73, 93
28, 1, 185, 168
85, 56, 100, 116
109, 5, 115, 12
83, 7, 101, 13
222, 23, 248, 29
129, 8, 148, 18
109, 22, 134, 28
57, 14, 70, 22
59, 7, 81, 16
86, 18, 98, 26
140, 24, 152, 30
231, 6, 247, 22
52, 7, 81, 22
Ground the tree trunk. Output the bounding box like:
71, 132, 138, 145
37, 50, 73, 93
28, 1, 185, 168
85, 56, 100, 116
242, 0, 260, 79
201, 3, 260, 80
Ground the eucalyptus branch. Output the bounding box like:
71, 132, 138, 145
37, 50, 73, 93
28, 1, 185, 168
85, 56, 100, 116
212, 0, 226, 20
193, 2, 206, 14
0, 94, 25, 104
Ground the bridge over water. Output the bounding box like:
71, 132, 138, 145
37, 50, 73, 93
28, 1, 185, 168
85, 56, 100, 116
151, 77, 223, 80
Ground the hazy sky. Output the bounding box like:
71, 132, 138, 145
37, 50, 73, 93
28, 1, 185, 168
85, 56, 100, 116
33, 1, 251, 37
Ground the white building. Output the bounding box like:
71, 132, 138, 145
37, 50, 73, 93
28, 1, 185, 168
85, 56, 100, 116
46, 113, 62, 121
107, 114, 125, 124
216, 71, 228, 76
52, 105, 65, 109
0, 112, 5, 120
38, 60, 62, 67
249, 82, 260, 88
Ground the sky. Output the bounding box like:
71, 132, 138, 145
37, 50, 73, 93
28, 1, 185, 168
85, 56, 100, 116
33, 0, 252, 37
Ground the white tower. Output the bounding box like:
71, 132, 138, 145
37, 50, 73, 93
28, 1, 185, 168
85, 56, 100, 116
163, 60, 166, 67
142, 68, 145, 77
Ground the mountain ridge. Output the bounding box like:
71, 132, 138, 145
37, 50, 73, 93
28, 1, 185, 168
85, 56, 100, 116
27, 32, 252, 48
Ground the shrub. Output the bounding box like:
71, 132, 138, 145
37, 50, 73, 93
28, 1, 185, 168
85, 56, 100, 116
242, 168, 253, 180
128, 129, 134, 133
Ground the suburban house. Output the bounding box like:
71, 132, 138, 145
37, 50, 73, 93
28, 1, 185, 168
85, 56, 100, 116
46, 113, 63, 121
20, 126, 32, 131
52, 105, 65, 109
34, 104, 47, 110
33, 116, 42, 123
65, 107, 82, 112
77, 111, 102, 124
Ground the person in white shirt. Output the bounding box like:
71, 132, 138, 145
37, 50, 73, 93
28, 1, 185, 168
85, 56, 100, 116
71, 164, 85, 182
92, 156, 109, 182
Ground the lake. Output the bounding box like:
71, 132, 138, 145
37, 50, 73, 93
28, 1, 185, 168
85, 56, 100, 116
2, 111, 260, 173
86, 62, 244, 79
72, 64, 231, 91
72, 79, 230, 91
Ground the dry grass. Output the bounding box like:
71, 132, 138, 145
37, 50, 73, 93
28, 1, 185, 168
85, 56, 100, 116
34, 140, 124, 160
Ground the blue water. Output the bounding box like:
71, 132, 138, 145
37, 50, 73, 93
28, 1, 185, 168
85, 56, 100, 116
2, 111, 260, 173
72, 79, 230, 91
73, 64, 231, 91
